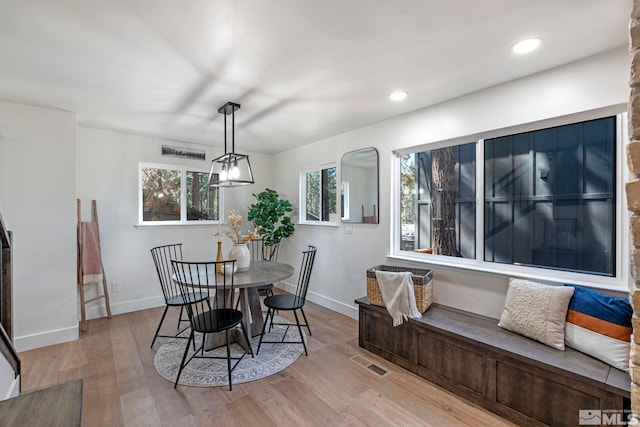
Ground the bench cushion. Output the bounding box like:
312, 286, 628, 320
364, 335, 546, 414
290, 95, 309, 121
564, 285, 633, 371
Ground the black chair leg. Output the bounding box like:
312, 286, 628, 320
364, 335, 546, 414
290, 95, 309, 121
293, 310, 308, 356
239, 321, 255, 358
151, 305, 169, 348
300, 307, 312, 336
268, 308, 276, 332
177, 306, 185, 329
257, 307, 273, 355
174, 330, 194, 388
225, 329, 232, 391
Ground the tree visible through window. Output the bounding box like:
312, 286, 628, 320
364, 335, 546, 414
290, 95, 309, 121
140, 164, 219, 224
398, 115, 617, 277
301, 165, 337, 223
400, 143, 476, 258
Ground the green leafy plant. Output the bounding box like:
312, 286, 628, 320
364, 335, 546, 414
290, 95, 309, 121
247, 188, 295, 249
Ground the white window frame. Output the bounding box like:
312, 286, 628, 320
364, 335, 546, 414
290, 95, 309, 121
299, 163, 338, 227
390, 107, 629, 290
138, 162, 222, 226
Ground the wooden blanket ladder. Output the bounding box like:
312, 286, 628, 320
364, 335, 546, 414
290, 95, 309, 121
77, 199, 112, 332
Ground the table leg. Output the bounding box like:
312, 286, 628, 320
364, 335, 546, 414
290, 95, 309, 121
242, 288, 264, 337
203, 288, 264, 353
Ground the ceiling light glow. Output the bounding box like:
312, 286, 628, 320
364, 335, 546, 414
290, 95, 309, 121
512, 38, 541, 55
389, 90, 408, 102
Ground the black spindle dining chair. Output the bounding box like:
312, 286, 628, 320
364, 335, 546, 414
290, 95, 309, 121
257, 245, 317, 356
150, 244, 208, 348
171, 259, 253, 390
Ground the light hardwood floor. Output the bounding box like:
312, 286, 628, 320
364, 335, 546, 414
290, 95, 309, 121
19, 297, 516, 427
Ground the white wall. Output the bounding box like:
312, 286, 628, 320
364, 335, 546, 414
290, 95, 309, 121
0, 46, 630, 370
273, 47, 631, 320
0, 100, 78, 352
76, 127, 275, 319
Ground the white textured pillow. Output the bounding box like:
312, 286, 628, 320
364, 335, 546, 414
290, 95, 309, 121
498, 278, 574, 350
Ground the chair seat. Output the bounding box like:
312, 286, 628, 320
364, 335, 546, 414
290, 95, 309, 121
166, 291, 207, 306
264, 294, 304, 311
192, 309, 243, 333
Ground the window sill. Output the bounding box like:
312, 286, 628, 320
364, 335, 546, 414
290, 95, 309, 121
135, 222, 218, 229
297, 221, 339, 228
387, 252, 629, 293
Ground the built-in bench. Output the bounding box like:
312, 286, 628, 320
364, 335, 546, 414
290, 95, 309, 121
355, 297, 631, 427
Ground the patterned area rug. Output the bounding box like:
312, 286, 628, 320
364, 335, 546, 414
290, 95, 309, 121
154, 317, 305, 387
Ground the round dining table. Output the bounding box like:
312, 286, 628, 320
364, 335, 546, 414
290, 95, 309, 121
176, 261, 294, 353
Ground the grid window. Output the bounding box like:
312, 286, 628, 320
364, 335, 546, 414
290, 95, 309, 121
484, 116, 615, 276
397, 114, 618, 278
140, 164, 220, 225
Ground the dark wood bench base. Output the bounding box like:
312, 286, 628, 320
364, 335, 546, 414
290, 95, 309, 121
356, 298, 631, 427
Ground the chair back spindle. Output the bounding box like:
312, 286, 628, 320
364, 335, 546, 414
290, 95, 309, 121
250, 238, 280, 262
150, 243, 184, 303
295, 245, 317, 304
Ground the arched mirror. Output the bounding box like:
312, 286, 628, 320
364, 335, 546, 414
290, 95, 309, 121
341, 147, 379, 224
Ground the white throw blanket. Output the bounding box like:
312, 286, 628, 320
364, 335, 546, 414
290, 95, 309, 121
375, 271, 422, 326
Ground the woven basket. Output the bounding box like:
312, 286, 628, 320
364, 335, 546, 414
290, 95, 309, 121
366, 265, 433, 313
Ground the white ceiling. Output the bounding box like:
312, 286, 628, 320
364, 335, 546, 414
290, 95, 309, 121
0, 1, 631, 154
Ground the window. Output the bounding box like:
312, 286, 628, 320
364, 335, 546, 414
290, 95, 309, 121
400, 142, 476, 258
300, 165, 337, 224
396, 114, 621, 280
484, 117, 615, 276
139, 163, 220, 225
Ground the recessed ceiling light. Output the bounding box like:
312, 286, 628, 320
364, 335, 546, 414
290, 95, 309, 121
512, 38, 541, 55
389, 91, 408, 102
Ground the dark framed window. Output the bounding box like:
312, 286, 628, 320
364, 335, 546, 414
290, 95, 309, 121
398, 114, 618, 278
484, 116, 615, 276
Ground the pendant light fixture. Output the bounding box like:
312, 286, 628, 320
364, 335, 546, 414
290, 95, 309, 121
208, 101, 254, 187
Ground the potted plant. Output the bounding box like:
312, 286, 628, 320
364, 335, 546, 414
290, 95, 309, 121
247, 188, 295, 260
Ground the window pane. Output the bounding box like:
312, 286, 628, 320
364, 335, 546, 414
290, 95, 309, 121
306, 170, 321, 221
324, 166, 338, 222
400, 154, 417, 250
186, 171, 219, 221
400, 143, 476, 257
142, 167, 181, 221
484, 116, 615, 276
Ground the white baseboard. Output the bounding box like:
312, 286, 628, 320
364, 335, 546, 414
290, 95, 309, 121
14, 325, 78, 352
14, 296, 165, 352
84, 295, 164, 320
15, 289, 357, 352
276, 282, 358, 320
